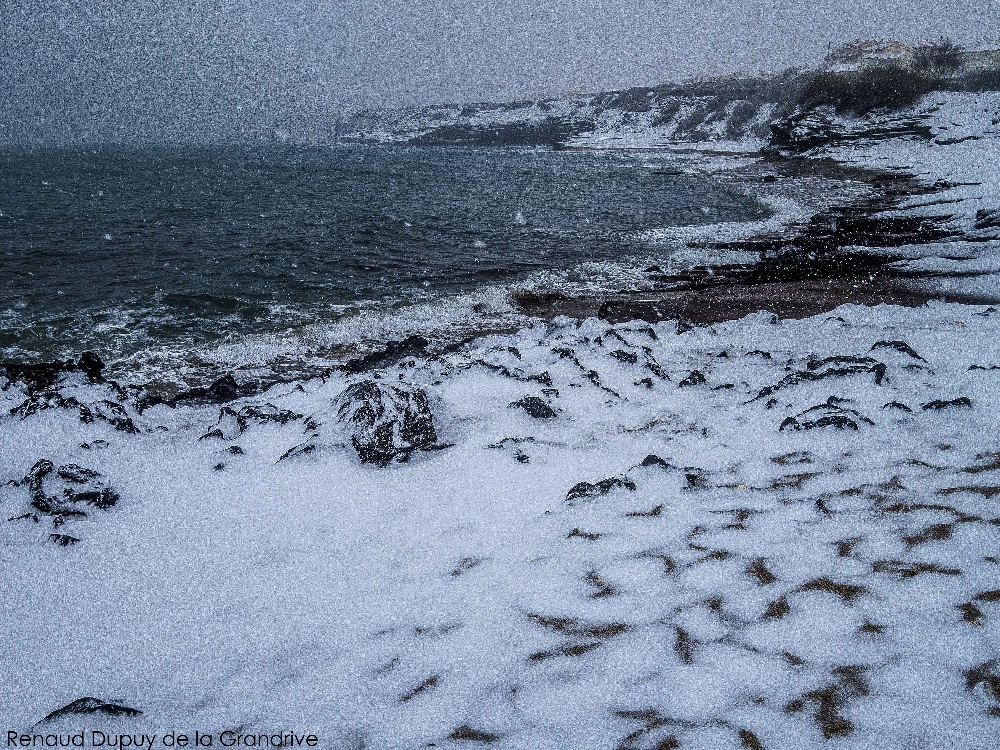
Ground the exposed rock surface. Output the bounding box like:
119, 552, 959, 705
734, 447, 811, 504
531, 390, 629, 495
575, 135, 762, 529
335, 380, 439, 465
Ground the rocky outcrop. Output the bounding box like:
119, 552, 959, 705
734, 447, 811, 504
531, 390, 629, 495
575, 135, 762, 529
1, 351, 107, 394
8, 460, 120, 543
335, 380, 439, 465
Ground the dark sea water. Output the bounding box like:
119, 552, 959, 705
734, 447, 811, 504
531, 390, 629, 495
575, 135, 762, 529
0, 145, 767, 387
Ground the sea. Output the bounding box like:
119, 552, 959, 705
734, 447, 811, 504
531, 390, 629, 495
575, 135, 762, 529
0, 145, 767, 390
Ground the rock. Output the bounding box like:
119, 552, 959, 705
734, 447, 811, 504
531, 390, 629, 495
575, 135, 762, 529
63, 487, 119, 509
38, 697, 142, 723
679, 370, 706, 387
922, 397, 972, 410
448, 726, 501, 743
79, 400, 138, 433
780, 400, 874, 432
975, 208, 1000, 230
56, 464, 102, 483
509, 396, 557, 419
566, 476, 636, 505
343, 335, 429, 373
1, 359, 77, 394
335, 380, 438, 465
78, 351, 106, 383
882, 401, 913, 412
49, 533, 81, 546
10, 391, 82, 420
754, 358, 886, 400
147, 374, 256, 411
2, 352, 109, 393
277, 439, 317, 462
215, 403, 304, 438
770, 107, 844, 151
18, 460, 119, 522
608, 350, 638, 364
870, 340, 926, 362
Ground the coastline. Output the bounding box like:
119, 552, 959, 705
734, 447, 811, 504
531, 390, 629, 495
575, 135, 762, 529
4, 89, 1000, 746
515, 143, 1000, 325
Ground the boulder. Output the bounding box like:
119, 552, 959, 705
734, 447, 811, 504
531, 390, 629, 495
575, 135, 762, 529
335, 380, 438, 465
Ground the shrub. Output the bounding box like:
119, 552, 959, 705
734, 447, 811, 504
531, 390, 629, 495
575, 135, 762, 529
800, 67, 934, 116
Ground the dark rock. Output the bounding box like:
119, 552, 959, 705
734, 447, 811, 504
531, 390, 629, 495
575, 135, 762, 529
342, 335, 429, 374
38, 697, 141, 723
679, 370, 707, 387
448, 726, 501, 743
400, 675, 439, 702
882, 401, 913, 412
1, 359, 77, 394
49, 534, 81, 546
964, 661, 1000, 705
609, 349, 638, 364
747, 558, 777, 585
805, 355, 879, 372
675, 318, 694, 334
634, 377, 654, 388
872, 560, 961, 578
754, 358, 886, 401
528, 641, 602, 661
79, 400, 138, 434
640, 454, 673, 468
56, 464, 102, 483
336, 380, 438, 466
509, 396, 557, 419
780, 400, 874, 432
959, 602, 984, 625
154, 374, 256, 410
746, 350, 773, 359
10, 391, 81, 420
63, 487, 119, 509
798, 577, 867, 603
18, 460, 119, 521
78, 352, 106, 383
525, 612, 627, 638
870, 340, 926, 361
526, 371, 553, 386
228, 445, 245, 455
566, 476, 636, 504
215, 403, 304, 437
975, 208, 1000, 230
922, 397, 972, 410
784, 666, 869, 739
277, 439, 317, 462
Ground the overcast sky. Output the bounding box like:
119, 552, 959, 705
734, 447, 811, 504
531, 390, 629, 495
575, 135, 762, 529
1, 0, 997, 143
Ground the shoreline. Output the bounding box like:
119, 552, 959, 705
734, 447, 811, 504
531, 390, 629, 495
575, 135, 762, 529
513, 146, 1000, 326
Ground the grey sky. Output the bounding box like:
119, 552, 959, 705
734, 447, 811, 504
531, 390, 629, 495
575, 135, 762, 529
1, 0, 997, 143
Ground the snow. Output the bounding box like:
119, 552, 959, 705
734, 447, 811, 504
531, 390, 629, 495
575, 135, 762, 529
4, 302, 1000, 747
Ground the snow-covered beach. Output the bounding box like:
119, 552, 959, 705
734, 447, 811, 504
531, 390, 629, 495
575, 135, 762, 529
4, 85, 1000, 748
